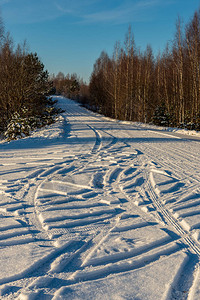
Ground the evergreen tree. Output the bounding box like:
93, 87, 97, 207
0, 15, 61, 140
152, 104, 171, 127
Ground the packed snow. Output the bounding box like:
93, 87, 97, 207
0, 96, 200, 299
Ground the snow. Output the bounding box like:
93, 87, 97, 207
0, 96, 200, 299
102, 118, 200, 139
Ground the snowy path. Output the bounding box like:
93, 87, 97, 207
0, 96, 200, 299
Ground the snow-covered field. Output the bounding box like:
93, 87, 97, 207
0, 96, 200, 299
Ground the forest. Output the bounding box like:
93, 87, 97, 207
50, 72, 89, 104
87, 8, 200, 130
0, 14, 61, 140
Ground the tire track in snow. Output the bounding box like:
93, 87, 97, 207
139, 168, 200, 299
12, 108, 127, 297
110, 127, 200, 298
1, 99, 200, 299
30, 134, 168, 297
145, 170, 200, 255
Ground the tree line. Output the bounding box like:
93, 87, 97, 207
50, 72, 89, 103
0, 13, 60, 140
88, 8, 200, 130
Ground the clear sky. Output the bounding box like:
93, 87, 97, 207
0, 0, 200, 82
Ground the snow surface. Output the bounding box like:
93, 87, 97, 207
0, 96, 200, 299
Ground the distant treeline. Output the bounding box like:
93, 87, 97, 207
86, 8, 200, 130
50, 72, 89, 103
0, 14, 60, 140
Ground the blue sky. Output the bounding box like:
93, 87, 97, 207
0, 0, 200, 82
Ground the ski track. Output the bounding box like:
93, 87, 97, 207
0, 97, 200, 299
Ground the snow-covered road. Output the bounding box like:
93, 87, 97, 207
0, 97, 200, 299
